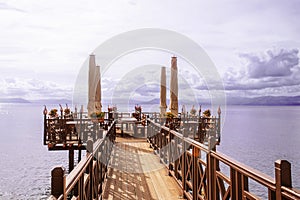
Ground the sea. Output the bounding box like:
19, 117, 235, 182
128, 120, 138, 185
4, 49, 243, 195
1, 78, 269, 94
0, 103, 299, 199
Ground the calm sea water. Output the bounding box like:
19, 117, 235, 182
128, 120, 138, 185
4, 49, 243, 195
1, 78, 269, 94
0, 104, 299, 199
0, 104, 69, 200
218, 105, 300, 197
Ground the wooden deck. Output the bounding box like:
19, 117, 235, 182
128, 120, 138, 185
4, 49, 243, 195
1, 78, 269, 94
103, 136, 183, 200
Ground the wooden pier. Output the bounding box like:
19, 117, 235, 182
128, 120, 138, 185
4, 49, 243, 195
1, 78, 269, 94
44, 110, 300, 200
103, 136, 182, 199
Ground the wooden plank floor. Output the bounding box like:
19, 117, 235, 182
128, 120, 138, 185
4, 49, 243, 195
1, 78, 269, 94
103, 135, 184, 200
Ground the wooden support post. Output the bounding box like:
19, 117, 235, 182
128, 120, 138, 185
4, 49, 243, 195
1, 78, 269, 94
78, 175, 84, 199
230, 169, 243, 200
89, 158, 93, 200
86, 140, 94, 200
159, 129, 163, 160
87, 139, 94, 156
182, 128, 187, 196
168, 128, 173, 173
113, 122, 116, 141
99, 162, 103, 195
208, 136, 216, 151
217, 106, 221, 144
79, 110, 83, 142
93, 122, 98, 141
97, 128, 103, 139
51, 166, 66, 199
69, 149, 74, 172
105, 140, 109, 171
207, 153, 215, 200
43, 107, 47, 145
174, 137, 179, 179
275, 160, 292, 200
163, 130, 167, 163
78, 149, 81, 163
242, 174, 249, 194
193, 146, 200, 200
207, 137, 216, 200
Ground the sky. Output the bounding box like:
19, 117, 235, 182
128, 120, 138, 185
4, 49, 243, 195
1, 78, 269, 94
0, 0, 300, 105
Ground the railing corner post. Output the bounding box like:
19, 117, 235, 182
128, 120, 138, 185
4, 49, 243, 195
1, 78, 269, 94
275, 160, 292, 199
51, 166, 66, 199
87, 139, 94, 155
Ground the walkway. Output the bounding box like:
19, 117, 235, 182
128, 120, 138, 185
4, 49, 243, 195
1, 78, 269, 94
103, 135, 183, 200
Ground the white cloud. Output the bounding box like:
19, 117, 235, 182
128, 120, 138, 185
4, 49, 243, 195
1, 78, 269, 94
0, 77, 73, 100
241, 48, 299, 78
223, 48, 300, 97
1, 0, 300, 101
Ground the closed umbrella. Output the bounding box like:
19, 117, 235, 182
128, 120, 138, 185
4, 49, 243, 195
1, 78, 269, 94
160, 66, 167, 116
95, 65, 102, 112
169, 56, 178, 116
88, 54, 96, 116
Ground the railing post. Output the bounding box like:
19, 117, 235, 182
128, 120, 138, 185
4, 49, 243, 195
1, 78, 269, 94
193, 146, 200, 200
230, 168, 243, 200
275, 160, 292, 200
168, 128, 173, 172
79, 108, 83, 142
217, 106, 221, 144
97, 128, 103, 139
159, 128, 163, 160
43, 106, 48, 145
174, 136, 179, 179
207, 137, 216, 200
51, 166, 66, 199
87, 139, 94, 156
182, 128, 187, 196
163, 129, 167, 163
86, 140, 93, 200
150, 122, 154, 139
69, 149, 74, 172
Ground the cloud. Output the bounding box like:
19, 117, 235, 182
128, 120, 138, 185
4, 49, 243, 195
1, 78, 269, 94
0, 77, 73, 100
223, 48, 300, 97
0, 2, 26, 12
1, 0, 300, 102
240, 48, 299, 78
135, 84, 159, 96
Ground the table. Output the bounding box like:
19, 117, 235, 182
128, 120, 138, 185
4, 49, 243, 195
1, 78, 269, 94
118, 117, 137, 136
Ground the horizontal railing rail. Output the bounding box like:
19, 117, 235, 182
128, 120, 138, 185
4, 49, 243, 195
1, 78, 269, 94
147, 119, 300, 200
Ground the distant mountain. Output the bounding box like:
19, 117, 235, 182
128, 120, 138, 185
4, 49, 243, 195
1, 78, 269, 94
227, 96, 300, 106
30, 99, 72, 105
2, 96, 300, 106
0, 98, 30, 103
129, 96, 300, 106
0, 97, 73, 105
128, 98, 209, 106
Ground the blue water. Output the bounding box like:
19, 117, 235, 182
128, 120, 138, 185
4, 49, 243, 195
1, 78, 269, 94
0, 104, 69, 200
0, 104, 299, 199
218, 105, 300, 197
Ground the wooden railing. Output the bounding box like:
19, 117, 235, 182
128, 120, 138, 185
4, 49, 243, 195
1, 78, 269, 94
148, 113, 221, 146
43, 111, 114, 148
48, 121, 116, 200
147, 119, 300, 200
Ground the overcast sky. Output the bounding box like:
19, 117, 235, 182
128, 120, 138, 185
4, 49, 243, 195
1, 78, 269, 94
0, 0, 299, 103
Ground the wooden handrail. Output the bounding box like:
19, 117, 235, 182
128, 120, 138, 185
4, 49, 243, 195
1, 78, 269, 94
147, 119, 300, 200
49, 121, 116, 200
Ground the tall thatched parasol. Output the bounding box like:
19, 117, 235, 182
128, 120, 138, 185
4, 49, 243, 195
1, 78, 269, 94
160, 66, 167, 116
88, 54, 96, 116
95, 65, 102, 112
169, 56, 178, 116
